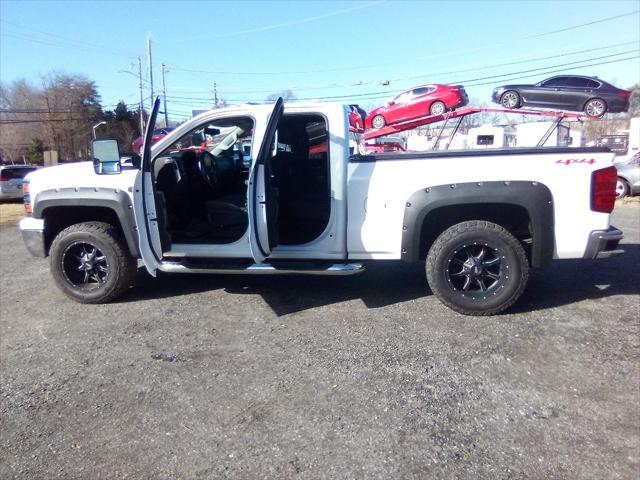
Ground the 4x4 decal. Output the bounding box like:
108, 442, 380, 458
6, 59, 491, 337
556, 158, 596, 165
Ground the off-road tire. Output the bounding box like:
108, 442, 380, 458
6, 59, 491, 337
49, 221, 137, 304
426, 220, 529, 316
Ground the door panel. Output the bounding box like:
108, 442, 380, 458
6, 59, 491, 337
248, 97, 284, 262
132, 97, 163, 275
559, 77, 591, 110
530, 77, 569, 107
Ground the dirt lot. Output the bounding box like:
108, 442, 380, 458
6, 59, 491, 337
0, 202, 25, 227
1, 205, 638, 479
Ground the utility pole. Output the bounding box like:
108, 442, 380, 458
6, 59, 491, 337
147, 34, 154, 112
137, 56, 144, 134
161, 63, 169, 127
213, 82, 218, 108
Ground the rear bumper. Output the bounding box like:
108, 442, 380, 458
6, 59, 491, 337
19, 217, 46, 257
583, 226, 624, 259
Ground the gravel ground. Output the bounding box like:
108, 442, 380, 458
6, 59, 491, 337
1, 206, 638, 479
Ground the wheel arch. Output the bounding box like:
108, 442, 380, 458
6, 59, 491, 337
33, 188, 139, 258
401, 181, 555, 267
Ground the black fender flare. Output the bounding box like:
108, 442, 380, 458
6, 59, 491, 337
401, 181, 554, 267
33, 187, 139, 257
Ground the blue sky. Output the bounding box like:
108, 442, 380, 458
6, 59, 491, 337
1, 0, 638, 121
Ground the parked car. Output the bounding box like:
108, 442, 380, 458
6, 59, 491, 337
366, 84, 468, 129
0, 165, 38, 200
131, 127, 174, 154
492, 75, 631, 117
615, 152, 640, 198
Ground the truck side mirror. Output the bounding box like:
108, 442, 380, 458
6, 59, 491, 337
92, 139, 122, 174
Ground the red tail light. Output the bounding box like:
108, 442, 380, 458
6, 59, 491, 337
0, 173, 9, 182
618, 90, 631, 99
591, 166, 617, 213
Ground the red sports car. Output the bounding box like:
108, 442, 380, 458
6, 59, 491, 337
366, 84, 468, 129
131, 127, 175, 154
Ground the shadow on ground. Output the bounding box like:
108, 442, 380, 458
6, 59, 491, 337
513, 242, 640, 313
121, 260, 428, 316
118, 243, 640, 316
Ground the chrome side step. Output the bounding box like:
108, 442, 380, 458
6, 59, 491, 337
158, 261, 365, 276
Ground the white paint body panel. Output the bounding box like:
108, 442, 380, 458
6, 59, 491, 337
22, 103, 616, 264
346, 151, 614, 260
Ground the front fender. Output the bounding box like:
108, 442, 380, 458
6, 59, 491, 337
32, 187, 139, 257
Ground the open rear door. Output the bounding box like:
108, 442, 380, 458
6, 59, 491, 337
132, 97, 163, 275
247, 97, 284, 263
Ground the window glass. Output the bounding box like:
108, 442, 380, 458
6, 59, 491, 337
586, 79, 601, 89
154, 116, 254, 178
412, 87, 430, 96
160, 117, 253, 157
566, 77, 591, 88
477, 135, 494, 145
393, 91, 411, 103
543, 77, 568, 87
1, 168, 36, 180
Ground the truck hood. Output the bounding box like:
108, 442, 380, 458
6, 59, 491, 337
26, 161, 95, 182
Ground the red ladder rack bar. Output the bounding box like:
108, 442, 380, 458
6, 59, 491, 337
363, 106, 590, 141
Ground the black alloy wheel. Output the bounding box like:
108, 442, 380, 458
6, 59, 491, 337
445, 243, 503, 297
426, 221, 529, 315
61, 242, 109, 288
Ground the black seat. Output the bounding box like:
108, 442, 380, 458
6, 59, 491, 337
170, 151, 214, 230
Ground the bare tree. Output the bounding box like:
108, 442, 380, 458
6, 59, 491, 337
266, 90, 296, 102
0, 79, 44, 163
40, 72, 102, 161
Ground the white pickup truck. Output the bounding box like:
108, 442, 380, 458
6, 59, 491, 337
19, 98, 623, 315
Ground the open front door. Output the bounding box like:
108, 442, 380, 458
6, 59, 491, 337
247, 97, 284, 263
132, 97, 163, 275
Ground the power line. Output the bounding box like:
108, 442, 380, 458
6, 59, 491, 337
527, 10, 639, 38
0, 118, 90, 125
158, 1, 385, 43
0, 109, 73, 114
0, 20, 138, 58
158, 53, 639, 104
162, 12, 639, 76
464, 55, 640, 87
162, 41, 638, 96
448, 49, 639, 85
